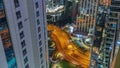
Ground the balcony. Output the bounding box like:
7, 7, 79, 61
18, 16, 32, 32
105, 49, 110, 53
106, 43, 111, 46
104, 51, 110, 56
107, 34, 114, 38
107, 23, 116, 28
106, 38, 113, 42
110, 6, 120, 12
111, 1, 120, 6
106, 28, 115, 33
109, 12, 118, 18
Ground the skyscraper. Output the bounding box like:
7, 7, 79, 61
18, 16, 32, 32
0, 0, 48, 68
102, 0, 120, 67
90, 0, 120, 68
75, 0, 99, 34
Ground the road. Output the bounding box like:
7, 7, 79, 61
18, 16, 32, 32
48, 24, 90, 68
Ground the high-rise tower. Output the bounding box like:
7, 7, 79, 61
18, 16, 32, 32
102, 0, 120, 67
0, 0, 48, 68
75, 0, 99, 35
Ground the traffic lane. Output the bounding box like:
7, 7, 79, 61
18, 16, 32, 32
48, 25, 90, 67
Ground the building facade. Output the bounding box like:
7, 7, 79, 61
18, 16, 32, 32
0, 0, 48, 68
89, 0, 120, 68
102, 0, 120, 68
75, 0, 99, 34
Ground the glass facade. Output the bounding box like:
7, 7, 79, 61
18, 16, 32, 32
0, 0, 17, 68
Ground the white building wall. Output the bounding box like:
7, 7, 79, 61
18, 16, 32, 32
25, 0, 48, 68
3, 0, 24, 68
3, 0, 35, 68
39, 0, 48, 68
2, 0, 48, 68
25, 0, 41, 68
41, 0, 49, 67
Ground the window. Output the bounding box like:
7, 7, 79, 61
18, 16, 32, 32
110, 13, 118, 18
109, 18, 118, 23
20, 31, 24, 39
111, 24, 116, 28
23, 48, 27, 56
37, 19, 40, 25
21, 40, 26, 48
105, 51, 109, 54
40, 47, 42, 52
107, 29, 115, 33
18, 21, 23, 30
24, 56, 28, 64
25, 64, 29, 68
40, 53, 43, 58
39, 34, 41, 39
14, 0, 20, 8
41, 60, 43, 64
110, 6, 120, 12
16, 11, 21, 19
35, 2, 39, 8
111, 1, 120, 6
107, 34, 113, 37
38, 26, 41, 32
106, 38, 113, 42
39, 41, 42, 46
106, 64, 108, 66
105, 60, 108, 63
42, 65, 44, 68
106, 48, 109, 50
106, 43, 111, 46
105, 56, 110, 58
36, 11, 39, 17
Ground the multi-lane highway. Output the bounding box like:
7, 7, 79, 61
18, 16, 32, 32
48, 24, 90, 68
